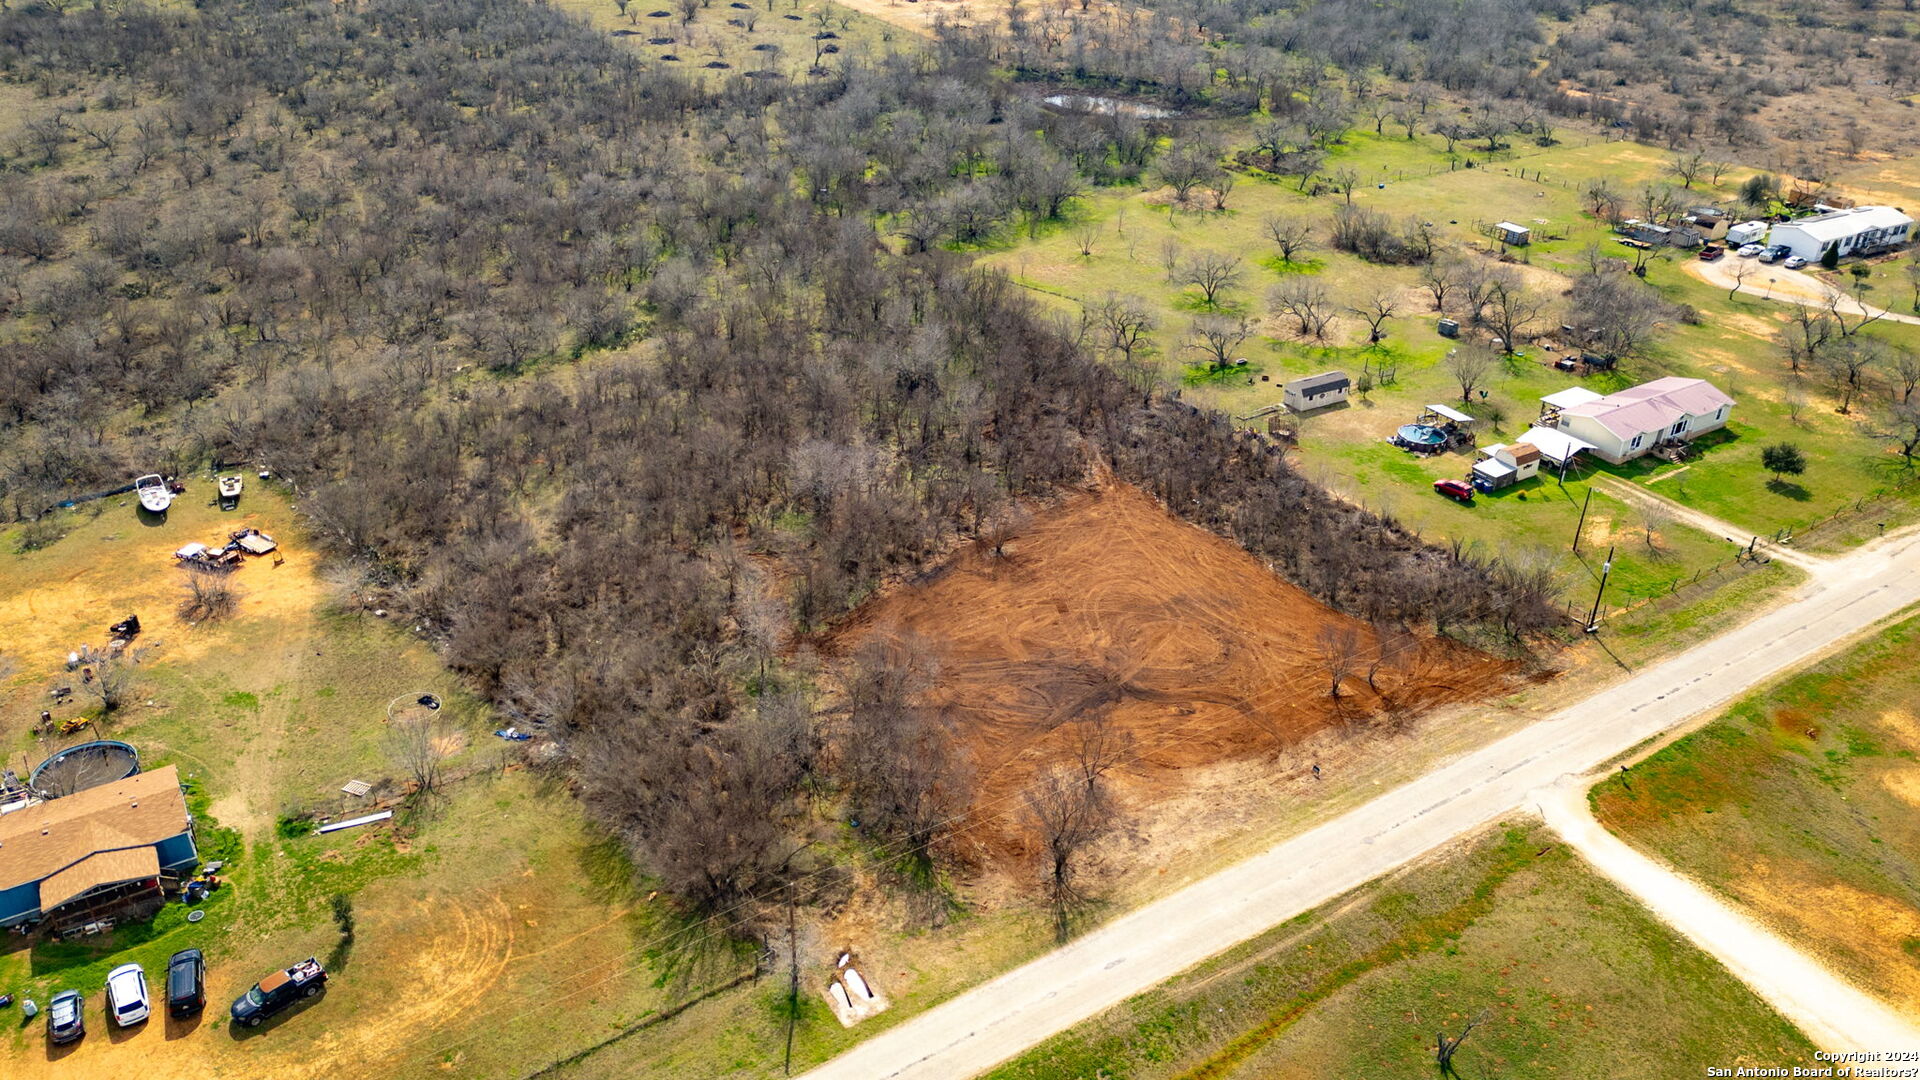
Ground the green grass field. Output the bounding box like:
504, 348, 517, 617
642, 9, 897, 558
0, 488, 680, 1078
980, 124, 1920, 587
975, 822, 1814, 1080
1590, 608, 1920, 1018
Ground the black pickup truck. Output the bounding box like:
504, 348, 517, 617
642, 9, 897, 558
230, 958, 326, 1027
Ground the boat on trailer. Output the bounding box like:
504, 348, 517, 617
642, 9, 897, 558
135, 474, 173, 513
217, 475, 243, 510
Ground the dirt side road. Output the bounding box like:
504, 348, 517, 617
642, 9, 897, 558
801, 529, 1920, 1079
1684, 255, 1920, 326
1537, 779, 1920, 1050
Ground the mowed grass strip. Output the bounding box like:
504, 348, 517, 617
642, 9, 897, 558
978, 823, 1812, 1080
1592, 610, 1920, 1015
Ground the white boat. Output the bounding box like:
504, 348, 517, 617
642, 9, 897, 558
217, 475, 242, 509
135, 474, 173, 513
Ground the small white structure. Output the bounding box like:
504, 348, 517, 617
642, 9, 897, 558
1282, 371, 1351, 413
1725, 220, 1770, 246
824, 963, 889, 1027
1493, 221, 1531, 246
1768, 206, 1914, 262
1547, 377, 1734, 464
1471, 442, 1543, 490
1515, 426, 1597, 471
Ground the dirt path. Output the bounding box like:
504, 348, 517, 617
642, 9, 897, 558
1684, 255, 1920, 326
1535, 779, 1920, 1050
1588, 474, 1826, 571
800, 526, 1920, 1080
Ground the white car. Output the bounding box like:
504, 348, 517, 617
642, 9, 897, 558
1735, 243, 1765, 257
1783, 256, 1809, 269
105, 963, 150, 1027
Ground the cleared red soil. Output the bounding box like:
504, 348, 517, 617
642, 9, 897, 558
832, 483, 1517, 863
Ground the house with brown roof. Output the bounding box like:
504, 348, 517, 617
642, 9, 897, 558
0, 765, 197, 932
1547, 377, 1734, 464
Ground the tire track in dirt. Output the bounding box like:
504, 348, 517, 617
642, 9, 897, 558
829, 483, 1519, 866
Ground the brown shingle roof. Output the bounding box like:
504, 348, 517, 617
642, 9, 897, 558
39, 847, 161, 910
1507, 443, 1541, 463
0, 765, 190, 893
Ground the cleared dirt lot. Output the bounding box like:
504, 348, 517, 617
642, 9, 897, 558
833, 483, 1515, 863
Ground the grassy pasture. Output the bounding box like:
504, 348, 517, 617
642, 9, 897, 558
0, 487, 681, 1079
981, 124, 1920, 578
1591, 609, 1920, 1018
975, 822, 1814, 1080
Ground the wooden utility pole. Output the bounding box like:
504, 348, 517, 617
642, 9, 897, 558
1572, 487, 1592, 553
1585, 545, 1615, 633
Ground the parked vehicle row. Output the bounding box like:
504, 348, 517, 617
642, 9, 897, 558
41, 949, 323, 1045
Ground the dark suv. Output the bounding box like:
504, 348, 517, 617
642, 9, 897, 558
167, 949, 206, 1017
47, 989, 84, 1044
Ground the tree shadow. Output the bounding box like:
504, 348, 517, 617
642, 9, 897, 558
1765, 478, 1812, 501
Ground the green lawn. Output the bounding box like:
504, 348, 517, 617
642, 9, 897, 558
977, 822, 1814, 1080
0, 489, 677, 1078
1591, 609, 1920, 1016
981, 124, 1920, 619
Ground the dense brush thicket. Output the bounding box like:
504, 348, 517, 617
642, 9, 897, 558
0, 0, 1552, 927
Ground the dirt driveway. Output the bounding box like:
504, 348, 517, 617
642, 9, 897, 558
1684, 254, 1920, 326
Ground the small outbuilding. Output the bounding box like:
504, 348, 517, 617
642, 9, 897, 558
1493, 221, 1531, 246
1471, 442, 1543, 491
1282, 371, 1351, 413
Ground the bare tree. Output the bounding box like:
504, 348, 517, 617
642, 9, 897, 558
86, 646, 147, 717
1480, 270, 1542, 354
1666, 151, 1705, 189
1185, 314, 1252, 370
1443, 345, 1497, 404
1889, 348, 1920, 404
1269, 279, 1334, 339
1092, 293, 1157, 368
1821, 336, 1882, 414
1073, 224, 1099, 259
1825, 288, 1887, 338
1350, 289, 1398, 343
385, 707, 455, 797
1024, 762, 1108, 942
1178, 251, 1244, 309
1261, 214, 1315, 263
1365, 621, 1415, 692
1637, 499, 1672, 552
1727, 258, 1757, 299
841, 633, 972, 879
178, 569, 241, 622
1316, 625, 1362, 698
1882, 399, 1920, 468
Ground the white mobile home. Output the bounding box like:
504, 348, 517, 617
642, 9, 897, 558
1282, 371, 1351, 412
1548, 377, 1734, 464
1768, 206, 1914, 262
